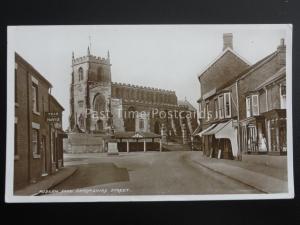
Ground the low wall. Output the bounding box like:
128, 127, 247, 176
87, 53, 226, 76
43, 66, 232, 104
63, 133, 106, 153
242, 154, 287, 170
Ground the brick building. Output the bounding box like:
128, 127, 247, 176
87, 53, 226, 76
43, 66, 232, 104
195, 34, 287, 160
66, 48, 197, 153
14, 53, 65, 191
195, 33, 250, 159
238, 39, 286, 155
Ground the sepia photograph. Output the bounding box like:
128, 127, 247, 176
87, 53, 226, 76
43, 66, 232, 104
5, 24, 294, 202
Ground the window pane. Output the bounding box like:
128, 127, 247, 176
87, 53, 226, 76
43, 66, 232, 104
206, 102, 209, 120
219, 96, 224, 118
214, 99, 218, 119
252, 95, 259, 116
246, 97, 251, 117
32, 85, 38, 112
225, 93, 231, 118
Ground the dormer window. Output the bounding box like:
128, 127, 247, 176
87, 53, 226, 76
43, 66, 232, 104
246, 94, 259, 118
78, 67, 83, 81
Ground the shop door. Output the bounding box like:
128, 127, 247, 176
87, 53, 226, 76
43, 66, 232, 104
223, 139, 233, 160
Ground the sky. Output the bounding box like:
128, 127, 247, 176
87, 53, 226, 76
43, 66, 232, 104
9, 25, 289, 129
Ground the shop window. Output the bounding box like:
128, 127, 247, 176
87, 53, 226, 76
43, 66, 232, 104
32, 129, 39, 156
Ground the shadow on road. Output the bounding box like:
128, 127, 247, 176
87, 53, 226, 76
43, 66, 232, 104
51, 163, 129, 191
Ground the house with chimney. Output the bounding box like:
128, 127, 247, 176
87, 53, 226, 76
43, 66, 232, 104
194, 33, 287, 160
195, 33, 250, 159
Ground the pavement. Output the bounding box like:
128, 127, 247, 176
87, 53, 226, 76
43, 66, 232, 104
14, 166, 77, 196
188, 153, 288, 193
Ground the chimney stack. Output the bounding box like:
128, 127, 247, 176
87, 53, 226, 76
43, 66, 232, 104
277, 38, 286, 66
223, 33, 233, 51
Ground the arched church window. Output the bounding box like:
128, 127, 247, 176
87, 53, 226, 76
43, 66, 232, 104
78, 67, 83, 81
93, 94, 106, 117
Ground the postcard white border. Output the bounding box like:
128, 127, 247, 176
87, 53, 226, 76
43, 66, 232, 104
5, 24, 294, 202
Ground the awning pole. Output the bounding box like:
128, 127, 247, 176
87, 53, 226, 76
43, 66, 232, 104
236, 81, 242, 161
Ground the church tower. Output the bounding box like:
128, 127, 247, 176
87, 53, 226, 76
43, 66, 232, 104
69, 48, 112, 133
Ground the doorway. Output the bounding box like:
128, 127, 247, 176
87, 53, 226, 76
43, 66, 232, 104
41, 135, 47, 176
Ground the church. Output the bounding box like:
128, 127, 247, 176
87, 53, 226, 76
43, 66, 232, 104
66, 47, 197, 153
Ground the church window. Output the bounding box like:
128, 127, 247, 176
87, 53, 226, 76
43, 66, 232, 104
78, 67, 83, 81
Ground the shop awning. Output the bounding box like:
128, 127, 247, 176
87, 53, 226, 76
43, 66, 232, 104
196, 124, 217, 137
200, 120, 239, 157
191, 125, 201, 136
202, 121, 230, 136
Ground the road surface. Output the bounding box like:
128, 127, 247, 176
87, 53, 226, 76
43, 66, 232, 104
49, 151, 261, 195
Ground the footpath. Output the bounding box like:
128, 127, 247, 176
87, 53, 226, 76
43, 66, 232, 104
188, 152, 288, 193
15, 167, 77, 196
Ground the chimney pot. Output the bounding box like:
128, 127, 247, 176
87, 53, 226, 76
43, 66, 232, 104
223, 33, 233, 51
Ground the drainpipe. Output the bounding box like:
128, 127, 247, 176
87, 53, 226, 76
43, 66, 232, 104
236, 80, 242, 161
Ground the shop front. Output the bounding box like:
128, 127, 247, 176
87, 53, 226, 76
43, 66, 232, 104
263, 109, 287, 155
196, 120, 238, 160
240, 116, 267, 154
